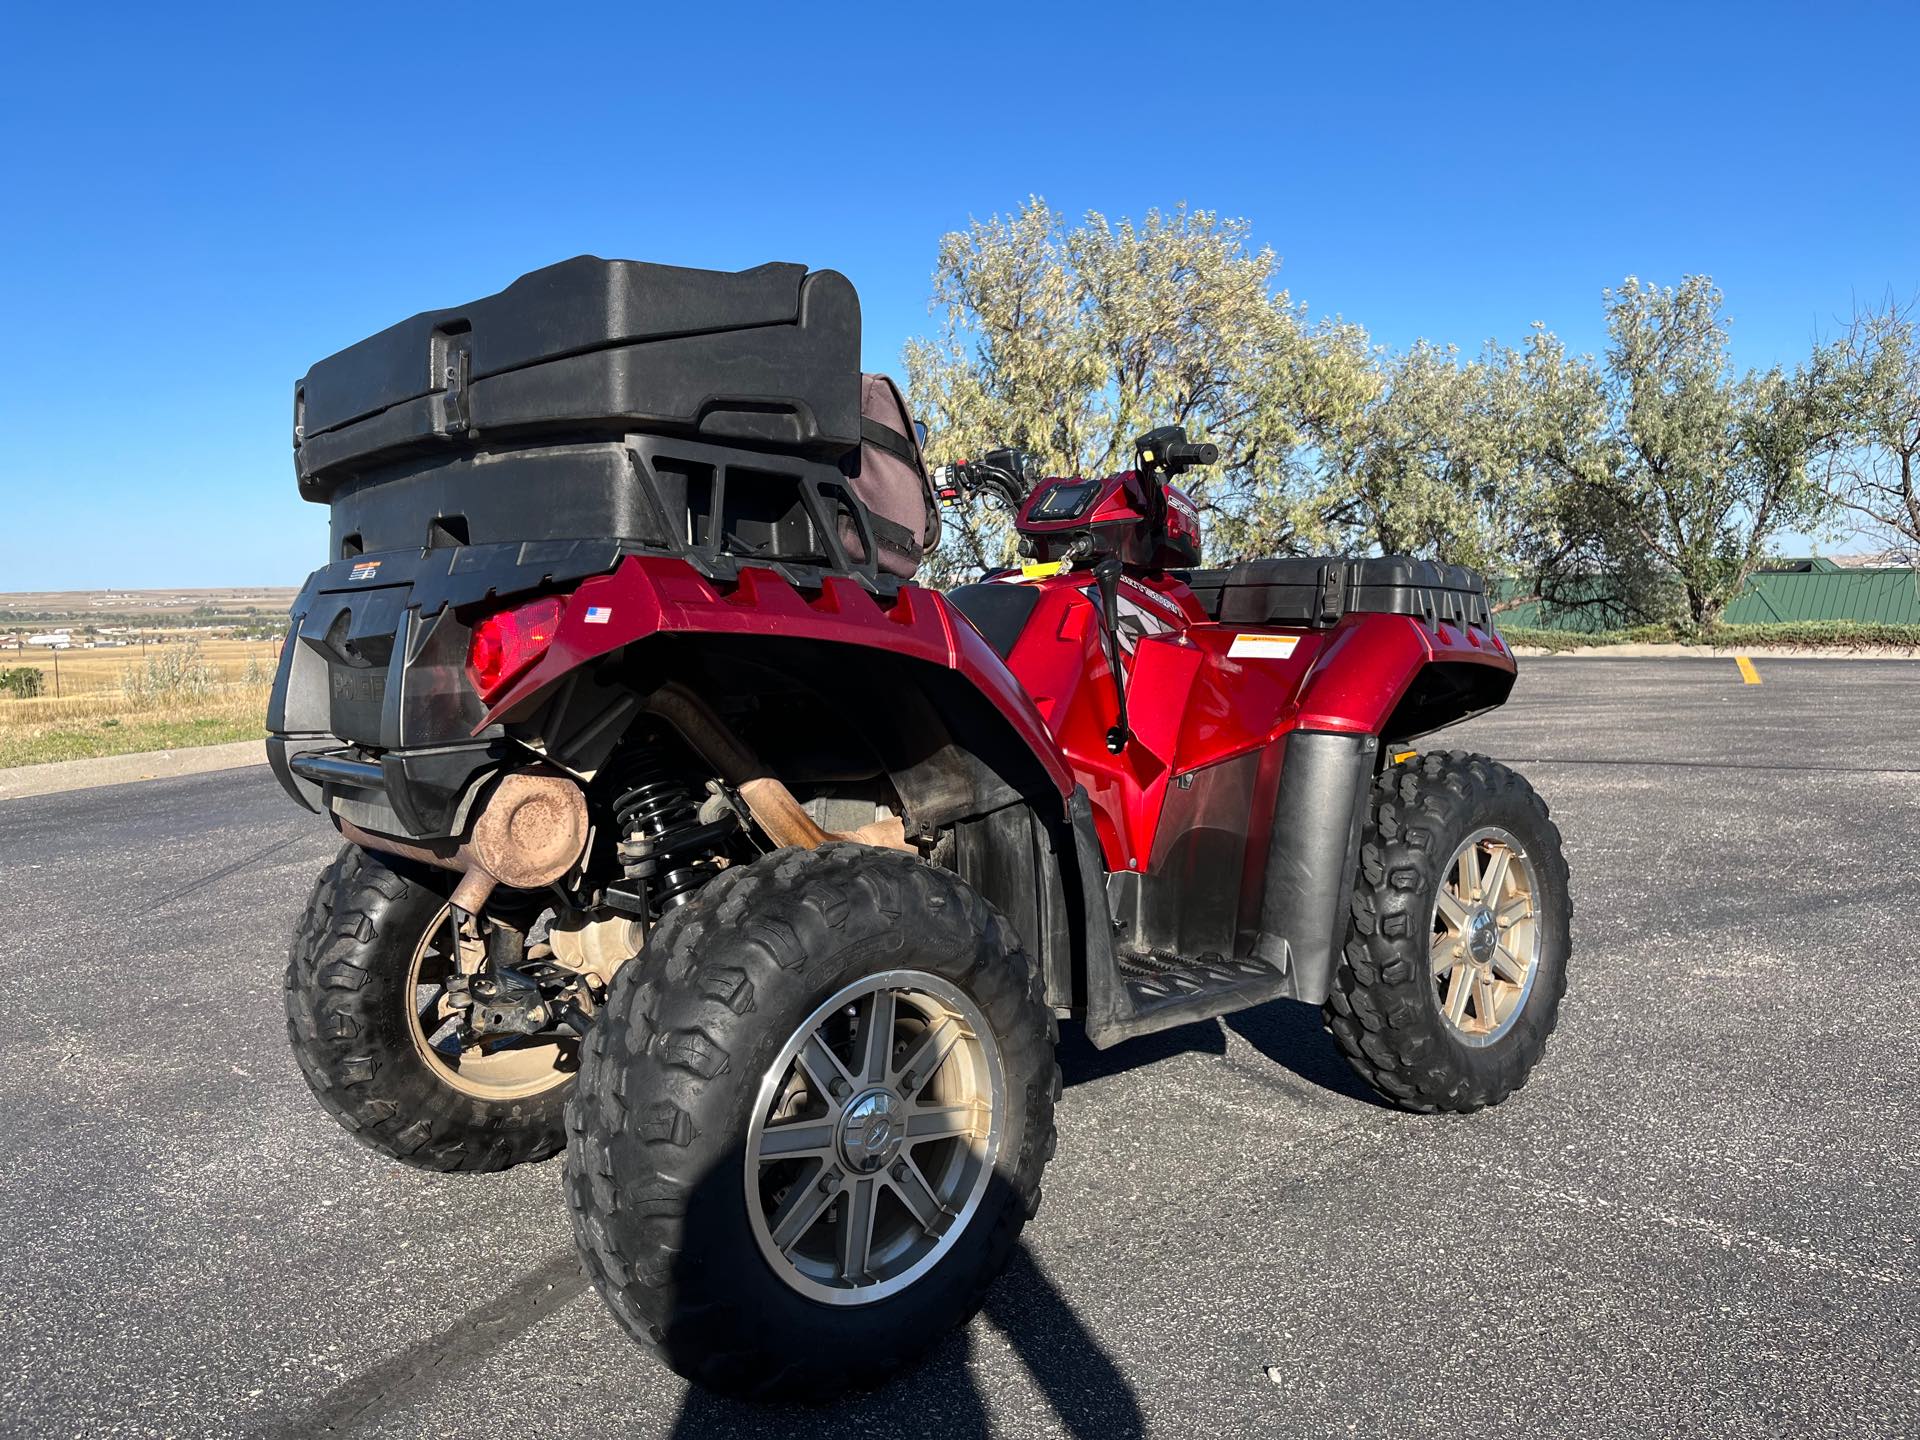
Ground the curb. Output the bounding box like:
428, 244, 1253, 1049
1510, 645, 1920, 660
0, 739, 267, 803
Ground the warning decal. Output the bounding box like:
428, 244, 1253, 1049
1227, 633, 1300, 660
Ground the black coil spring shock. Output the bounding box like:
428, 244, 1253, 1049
609, 742, 734, 914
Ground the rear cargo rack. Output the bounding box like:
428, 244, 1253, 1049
622, 434, 891, 591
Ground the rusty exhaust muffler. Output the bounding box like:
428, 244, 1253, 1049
339, 768, 590, 914
340, 683, 905, 921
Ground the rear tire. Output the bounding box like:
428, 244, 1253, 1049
284, 844, 573, 1172
565, 843, 1059, 1400
1326, 751, 1571, 1113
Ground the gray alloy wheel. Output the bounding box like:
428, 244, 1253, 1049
743, 970, 1007, 1306
1428, 826, 1543, 1048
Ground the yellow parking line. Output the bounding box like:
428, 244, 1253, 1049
1735, 655, 1762, 685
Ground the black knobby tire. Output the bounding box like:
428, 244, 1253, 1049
1326, 751, 1572, 1113
284, 843, 571, 1172
564, 843, 1060, 1400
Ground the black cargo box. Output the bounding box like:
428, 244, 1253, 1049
295, 255, 860, 492
291, 256, 874, 573
1181, 557, 1492, 630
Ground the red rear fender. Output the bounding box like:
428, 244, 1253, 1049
476, 555, 1075, 798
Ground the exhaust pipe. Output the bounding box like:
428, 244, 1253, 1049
642, 682, 911, 852
342, 683, 905, 919
339, 768, 590, 914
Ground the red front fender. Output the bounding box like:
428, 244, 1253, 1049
1292, 613, 1518, 736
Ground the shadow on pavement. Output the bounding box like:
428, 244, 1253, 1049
1057, 999, 1386, 1109
271, 1004, 1374, 1440
1055, 1011, 1228, 1087
1225, 999, 1390, 1109
666, 1243, 1144, 1439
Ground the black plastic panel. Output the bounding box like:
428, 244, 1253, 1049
326, 442, 667, 557
1250, 729, 1378, 1004
947, 583, 1044, 661
268, 542, 623, 755
1181, 556, 1491, 631
952, 801, 1076, 1012
1134, 749, 1263, 960
293, 256, 862, 499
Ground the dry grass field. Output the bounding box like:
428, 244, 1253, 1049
0, 687, 271, 769
0, 585, 298, 621
2, 637, 280, 696
0, 638, 282, 769
0, 588, 304, 769
1, 637, 283, 697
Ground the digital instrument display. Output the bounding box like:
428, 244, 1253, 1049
1031, 480, 1099, 521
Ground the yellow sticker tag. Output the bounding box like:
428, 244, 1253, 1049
1227, 633, 1300, 660
1020, 561, 1065, 579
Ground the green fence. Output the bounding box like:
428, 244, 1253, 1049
1496, 562, 1920, 631
1725, 566, 1920, 624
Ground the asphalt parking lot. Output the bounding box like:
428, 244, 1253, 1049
2, 657, 1916, 1439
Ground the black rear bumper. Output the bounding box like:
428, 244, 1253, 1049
270, 736, 516, 838
267, 539, 625, 837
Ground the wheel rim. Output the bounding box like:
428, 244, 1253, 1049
404, 904, 574, 1100
744, 970, 1006, 1307
1429, 826, 1541, 1048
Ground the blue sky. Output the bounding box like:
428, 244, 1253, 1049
2, 2, 1915, 589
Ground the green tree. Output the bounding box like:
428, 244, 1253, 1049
1307, 328, 1608, 579
1827, 295, 1920, 562
903, 199, 1373, 581
0, 667, 46, 699
1572, 277, 1839, 626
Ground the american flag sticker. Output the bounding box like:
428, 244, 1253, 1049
349, 560, 381, 582
584, 605, 612, 625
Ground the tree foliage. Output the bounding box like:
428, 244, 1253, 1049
1827, 295, 1920, 561
1562, 277, 1841, 624
902, 199, 1371, 580
1308, 328, 1605, 578
906, 205, 1856, 616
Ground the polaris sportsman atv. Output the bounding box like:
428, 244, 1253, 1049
269, 256, 1570, 1398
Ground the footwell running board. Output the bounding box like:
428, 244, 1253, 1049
1083, 946, 1294, 1049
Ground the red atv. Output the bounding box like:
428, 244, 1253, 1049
269, 256, 1570, 1398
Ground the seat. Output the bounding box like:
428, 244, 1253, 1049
946, 582, 1044, 661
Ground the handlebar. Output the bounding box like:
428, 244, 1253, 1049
1134, 426, 1219, 479
933, 446, 1044, 513
933, 429, 1221, 518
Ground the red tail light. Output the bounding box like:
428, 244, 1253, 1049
466, 596, 565, 700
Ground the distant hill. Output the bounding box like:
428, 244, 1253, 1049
0, 587, 300, 627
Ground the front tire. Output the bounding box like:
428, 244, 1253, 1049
1326, 751, 1571, 1113
565, 843, 1059, 1399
